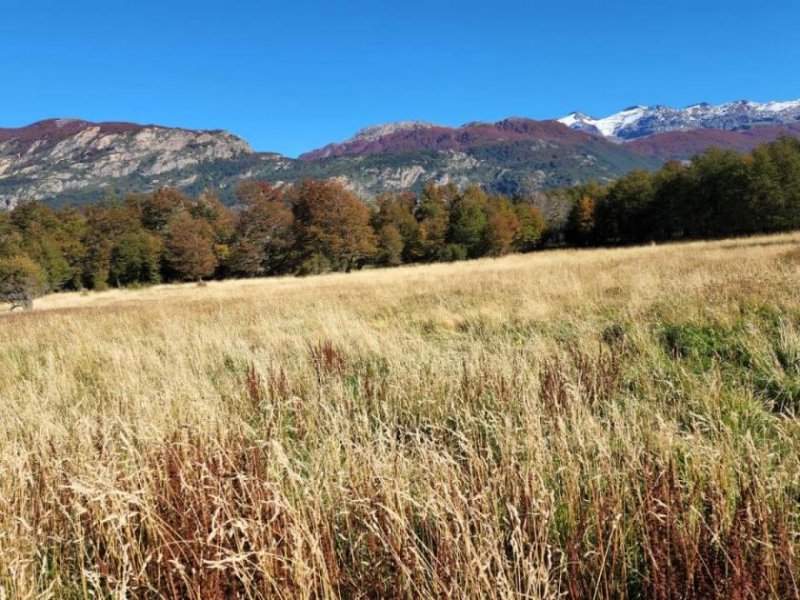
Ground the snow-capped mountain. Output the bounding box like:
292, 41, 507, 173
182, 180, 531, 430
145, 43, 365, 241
559, 99, 800, 141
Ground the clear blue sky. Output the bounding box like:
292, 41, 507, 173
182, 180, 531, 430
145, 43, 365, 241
3, 0, 799, 156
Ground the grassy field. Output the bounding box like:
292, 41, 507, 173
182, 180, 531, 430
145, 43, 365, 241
1, 234, 799, 599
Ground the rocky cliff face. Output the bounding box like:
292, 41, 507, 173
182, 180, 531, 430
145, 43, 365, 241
0, 119, 252, 209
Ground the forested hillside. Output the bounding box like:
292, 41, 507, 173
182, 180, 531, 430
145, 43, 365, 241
2, 136, 800, 308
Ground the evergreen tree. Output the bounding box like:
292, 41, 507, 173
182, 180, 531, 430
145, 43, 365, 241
595, 170, 655, 244
109, 231, 162, 286
373, 192, 419, 263
651, 160, 691, 240
447, 185, 489, 258
749, 136, 800, 231
688, 148, 752, 237
412, 183, 454, 261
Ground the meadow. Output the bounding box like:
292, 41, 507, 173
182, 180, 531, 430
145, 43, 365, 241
1, 234, 799, 599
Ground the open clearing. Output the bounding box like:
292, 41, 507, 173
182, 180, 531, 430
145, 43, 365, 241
1, 234, 799, 598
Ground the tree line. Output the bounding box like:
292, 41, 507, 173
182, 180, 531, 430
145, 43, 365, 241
3, 135, 800, 308
563, 135, 800, 246
0, 180, 545, 307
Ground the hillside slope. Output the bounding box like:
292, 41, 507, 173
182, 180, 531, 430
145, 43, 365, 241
0, 118, 661, 207
3, 97, 800, 208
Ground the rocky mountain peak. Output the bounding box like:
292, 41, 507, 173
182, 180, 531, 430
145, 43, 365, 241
0, 119, 253, 209
349, 121, 437, 144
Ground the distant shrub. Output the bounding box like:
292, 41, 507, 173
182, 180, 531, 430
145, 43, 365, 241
437, 244, 468, 262
297, 254, 332, 276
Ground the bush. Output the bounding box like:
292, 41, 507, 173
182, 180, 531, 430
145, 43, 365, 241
0, 255, 46, 310
297, 254, 332, 276
436, 244, 468, 262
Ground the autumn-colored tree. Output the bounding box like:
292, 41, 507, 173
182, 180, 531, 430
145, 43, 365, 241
484, 195, 521, 256
513, 202, 546, 252
189, 190, 236, 273
163, 210, 217, 281
0, 212, 23, 257
565, 195, 597, 246
190, 190, 236, 241
127, 188, 190, 233
290, 180, 377, 272
230, 182, 296, 276
11, 201, 82, 290
0, 255, 45, 310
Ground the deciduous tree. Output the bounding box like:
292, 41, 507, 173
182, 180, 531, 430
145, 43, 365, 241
485, 195, 520, 256
447, 186, 489, 257
164, 210, 217, 282
412, 183, 454, 261
565, 195, 597, 246
513, 202, 546, 251
290, 180, 377, 272
110, 231, 163, 286
373, 192, 419, 264
230, 182, 295, 276
377, 224, 404, 266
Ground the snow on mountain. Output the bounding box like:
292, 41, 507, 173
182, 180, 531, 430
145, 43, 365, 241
559, 106, 649, 138
559, 99, 800, 141
761, 99, 800, 113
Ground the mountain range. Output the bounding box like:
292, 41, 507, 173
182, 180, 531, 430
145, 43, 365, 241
2, 99, 799, 209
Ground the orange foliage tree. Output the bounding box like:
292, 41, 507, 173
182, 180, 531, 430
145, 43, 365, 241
290, 180, 377, 272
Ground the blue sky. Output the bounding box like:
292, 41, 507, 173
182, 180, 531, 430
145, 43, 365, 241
3, 0, 799, 156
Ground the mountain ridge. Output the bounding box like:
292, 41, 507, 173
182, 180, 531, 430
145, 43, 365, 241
3, 97, 800, 209
557, 99, 800, 140
299, 118, 591, 161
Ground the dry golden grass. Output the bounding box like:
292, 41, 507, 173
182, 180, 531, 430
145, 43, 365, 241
1, 234, 799, 598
